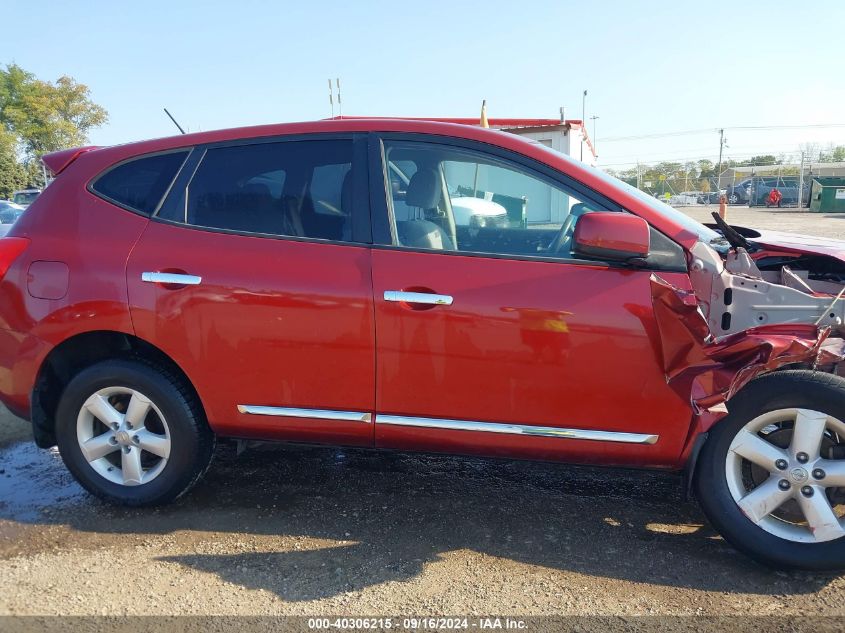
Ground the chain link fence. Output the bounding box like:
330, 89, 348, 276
617, 161, 845, 208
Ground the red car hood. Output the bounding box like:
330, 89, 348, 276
750, 228, 845, 261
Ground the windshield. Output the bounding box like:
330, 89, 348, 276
530, 142, 722, 244
588, 166, 721, 243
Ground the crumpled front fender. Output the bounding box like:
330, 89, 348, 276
650, 274, 843, 432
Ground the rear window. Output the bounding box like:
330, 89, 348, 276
158, 140, 355, 241
91, 151, 188, 215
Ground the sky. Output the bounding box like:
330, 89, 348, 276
3, 0, 845, 170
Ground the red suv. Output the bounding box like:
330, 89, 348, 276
3, 119, 845, 571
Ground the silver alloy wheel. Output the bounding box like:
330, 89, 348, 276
726, 408, 845, 543
75, 387, 171, 486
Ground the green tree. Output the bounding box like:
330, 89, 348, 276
738, 155, 779, 167
0, 63, 107, 187
697, 159, 715, 178
819, 145, 845, 163
0, 130, 26, 199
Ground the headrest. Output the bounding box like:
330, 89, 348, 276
405, 168, 441, 209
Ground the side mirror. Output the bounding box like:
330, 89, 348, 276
573, 212, 650, 262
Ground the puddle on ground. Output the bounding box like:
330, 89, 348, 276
0, 441, 87, 521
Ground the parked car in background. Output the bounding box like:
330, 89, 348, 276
668, 192, 698, 206
726, 177, 805, 206
696, 191, 721, 204
6, 119, 845, 571
0, 201, 25, 224
12, 188, 41, 208
726, 179, 752, 204
450, 196, 510, 228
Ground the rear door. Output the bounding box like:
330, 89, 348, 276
126, 135, 376, 445
368, 135, 694, 466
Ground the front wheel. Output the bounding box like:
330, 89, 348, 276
55, 359, 215, 506
695, 370, 845, 570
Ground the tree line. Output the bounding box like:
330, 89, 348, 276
0, 64, 107, 199
607, 148, 845, 195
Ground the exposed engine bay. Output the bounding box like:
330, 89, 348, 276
688, 241, 845, 337
650, 222, 845, 418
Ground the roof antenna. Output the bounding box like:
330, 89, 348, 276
336, 78, 342, 117
163, 108, 186, 134
328, 79, 334, 117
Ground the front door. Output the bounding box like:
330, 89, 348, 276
369, 136, 693, 466
127, 135, 376, 445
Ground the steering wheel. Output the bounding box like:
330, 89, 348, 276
549, 203, 594, 254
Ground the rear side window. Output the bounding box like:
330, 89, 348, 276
91, 151, 188, 215
158, 140, 355, 242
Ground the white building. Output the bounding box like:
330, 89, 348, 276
441, 117, 598, 224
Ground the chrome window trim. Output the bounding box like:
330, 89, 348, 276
237, 405, 372, 423
376, 415, 658, 445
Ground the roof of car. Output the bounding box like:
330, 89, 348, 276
103, 118, 538, 156
75, 117, 589, 192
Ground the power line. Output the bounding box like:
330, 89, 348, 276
604, 144, 804, 162
601, 123, 845, 143
599, 149, 826, 169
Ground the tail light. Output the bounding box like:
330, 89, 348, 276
0, 238, 30, 280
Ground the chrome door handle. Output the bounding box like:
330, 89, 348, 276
384, 290, 453, 306
141, 272, 202, 285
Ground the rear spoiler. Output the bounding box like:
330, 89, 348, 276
41, 146, 100, 177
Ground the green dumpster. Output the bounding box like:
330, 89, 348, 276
809, 177, 845, 213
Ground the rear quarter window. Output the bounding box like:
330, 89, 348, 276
91, 151, 188, 215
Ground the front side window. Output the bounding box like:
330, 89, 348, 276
382, 141, 606, 260
159, 140, 355, 241
91, 151, 188, 215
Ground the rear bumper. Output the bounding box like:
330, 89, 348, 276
0, 328, 52, 421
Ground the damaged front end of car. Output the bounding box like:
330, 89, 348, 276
653, 236, 845, 446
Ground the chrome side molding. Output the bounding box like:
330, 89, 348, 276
237, 405, 372, 423
141, 272, 202, 285
376, 415, 658, 445
384, 290, 453, 306
234, 407, 657, 445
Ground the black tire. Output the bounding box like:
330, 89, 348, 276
55, 358, 215, 506
728, 192, 740, 205
695, 370, 845, 570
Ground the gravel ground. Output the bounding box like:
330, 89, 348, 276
684, 204, 845, 240
2, 206, 845, 621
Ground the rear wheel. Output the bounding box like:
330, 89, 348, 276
55, 359, 215, 506
695, 370, 845, 569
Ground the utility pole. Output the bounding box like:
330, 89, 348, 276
581, 90, 587, 161
716, 128, 725, 194
798, 150, 806, 210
